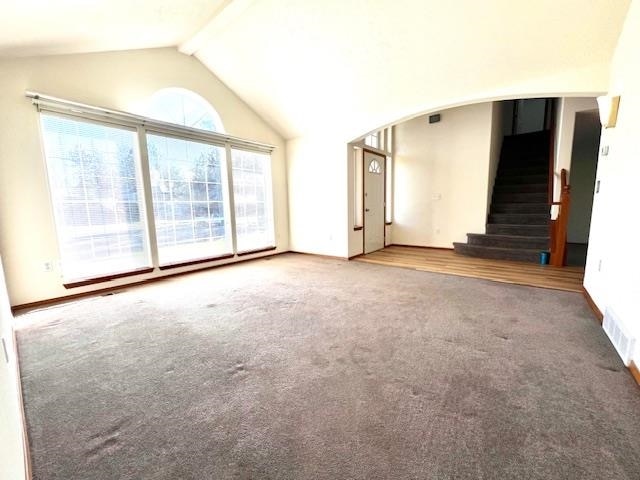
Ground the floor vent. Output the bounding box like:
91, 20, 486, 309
603, 307, 636, 366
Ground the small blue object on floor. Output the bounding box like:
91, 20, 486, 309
540, 251, 550, 265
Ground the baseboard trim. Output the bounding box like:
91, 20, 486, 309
12, 328, 32, 479
390, 243, 454, 251
582, 286, 603, 324
12, 250, 287, 314
629, 361, 640, 387
289, 251, 349, 261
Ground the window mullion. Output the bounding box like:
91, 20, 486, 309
224, 143, 239, 255
137, 127, 160, 270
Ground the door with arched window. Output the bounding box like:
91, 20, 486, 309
363, 150, 385, 254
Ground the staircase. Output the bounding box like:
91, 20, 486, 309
453, 130, 550, 263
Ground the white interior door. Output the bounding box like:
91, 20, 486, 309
363, 150, 385, 254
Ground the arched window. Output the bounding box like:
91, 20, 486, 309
147, 88, 225, 133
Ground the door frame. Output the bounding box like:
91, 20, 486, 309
362, 148, 386, 254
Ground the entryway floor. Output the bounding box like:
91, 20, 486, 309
354, 245, 584, 292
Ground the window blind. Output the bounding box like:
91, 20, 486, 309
40, 114, 151, 282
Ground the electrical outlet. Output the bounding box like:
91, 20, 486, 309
596, 180, 600, 193
601, 145, 609, 156
43, 261, 54, 272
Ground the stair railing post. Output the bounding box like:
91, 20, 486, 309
550, 169, 570, 267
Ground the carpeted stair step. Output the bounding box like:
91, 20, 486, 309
499, 159, 548, 169
493, 183, 548, 194
495, 174, 548, 185
488, 213, 549, 225
493, 191, 548, 203
454, 130, 552, 264
467, 233, 549, 250
486, 224, 550, 236
498, 165, 549, 176
491, 203, 549, 214
453, 243, 542, 263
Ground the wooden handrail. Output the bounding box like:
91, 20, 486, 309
549, 168, 570, 267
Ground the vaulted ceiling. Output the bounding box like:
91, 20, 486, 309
0, 0, 631, 141
0, 0, 228, 57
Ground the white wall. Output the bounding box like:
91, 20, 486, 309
287, 137, 348, 258
584, 0, 640, 363
487, 102, 506, 213
390, 103, 495, 248
0, 258, 26, 480
501, 101, 515, 136
567, 112, 600, 244
0, 48, 289, 306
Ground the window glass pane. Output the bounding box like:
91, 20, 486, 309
147, 134, 232, 265
353, 147, 363, 227
364, 133, 379, 149
146, 88, 225, 133
385, 156, 393, 223
40, 114, 151, 281
231, 149, 275, 252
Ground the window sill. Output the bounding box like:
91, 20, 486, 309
237, 246, 277, 257
158, 253, 235, 270
63, 267, 154, 289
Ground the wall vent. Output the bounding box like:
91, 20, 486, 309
603, 307, 636, 366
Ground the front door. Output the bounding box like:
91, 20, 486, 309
363, 150, 385, 254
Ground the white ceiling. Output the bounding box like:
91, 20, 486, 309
190, 0, 631, 140
0, 0, 631, 141
0, 0, 228, 57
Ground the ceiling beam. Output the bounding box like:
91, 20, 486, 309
179, 0, 256, 56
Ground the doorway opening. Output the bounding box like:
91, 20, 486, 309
566, 110, 601, 267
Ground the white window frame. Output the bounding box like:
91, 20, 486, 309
30, 92, 277, 283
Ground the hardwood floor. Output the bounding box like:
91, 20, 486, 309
354, 245, 584, 292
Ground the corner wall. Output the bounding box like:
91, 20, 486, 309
390, 102, 495, 248
553, 97, 598, 204
286, 137, 349, 258
584, 0, 640, 362
0, 258, 26, 480
487, 102, 507, 213
0, 48, 289, 307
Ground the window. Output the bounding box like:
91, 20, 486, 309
40, 114, 151, 283
368, 159, 382, 174
35, 90, 277, 285
385, 156, 393, 223
353, 147, 363, 228
147, 88, 224, 133
364, 132, 379, 149
231, 149, 275, 252
147, 134, 232, 266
